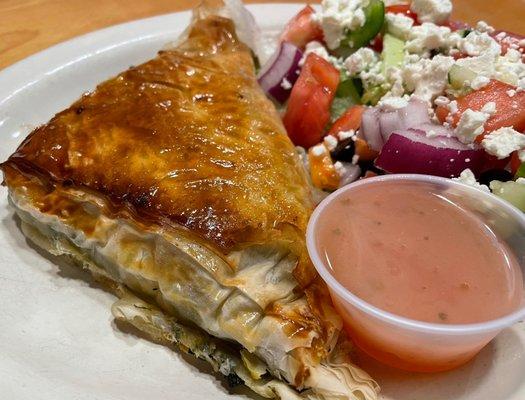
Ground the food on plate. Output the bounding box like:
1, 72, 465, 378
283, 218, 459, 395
261, 0, 525, 203
0, 2, 379, 399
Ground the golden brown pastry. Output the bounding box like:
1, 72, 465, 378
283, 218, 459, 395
1, 3, 378, 399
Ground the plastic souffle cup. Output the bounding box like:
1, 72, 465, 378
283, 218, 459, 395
306, 174, 525, 373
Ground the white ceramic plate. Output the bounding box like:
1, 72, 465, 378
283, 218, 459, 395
0, 4, 524, 400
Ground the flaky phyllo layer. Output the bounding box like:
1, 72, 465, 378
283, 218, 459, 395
5, 169, 377, 400
1, 2, 378, 399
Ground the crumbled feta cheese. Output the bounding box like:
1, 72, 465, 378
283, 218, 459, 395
385, 12, 414, 40
452, 168, 490, 192
311, 143, 328, 157
507, 89, 517, 97
280, 77, 292, 90
351, 154, 360, 165
410, 0, 452, 24
455, 52, 497, 78
338, 129, 355, 140
359, 59, 386, 88
434, 96, 450, 107
344, 47, 378, 76
406, 23, 452, 54
494, 48, 525, 86
317, 0, 369, 49
323, 135, 338, 151
301, 41, 342, 68
481, 127, 525, 159
505, 48, 523, 63
448, 100, 458, 114
481, 101, 496, 115
445, 31, 463, 52
402, 55, 455, 102
475, 21, 495, 34
405, 54, 421, 64
460, 31, 501, 57
383, 66, 405, 97
518, 78, 525, 91
378, 96, 409, 111
301, 41, 329, 64
519, 149, 525, 162
454, 109, 489, 144
470, 75, 491, 90
334, 161, 346, 177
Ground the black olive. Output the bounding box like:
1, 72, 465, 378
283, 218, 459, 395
479, 169, 513, 186
330, 137, 355, 161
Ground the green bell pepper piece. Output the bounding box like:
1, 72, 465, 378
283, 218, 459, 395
337, 0, 385, 55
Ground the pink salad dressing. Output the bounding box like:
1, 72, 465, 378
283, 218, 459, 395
318, 181, 524, 325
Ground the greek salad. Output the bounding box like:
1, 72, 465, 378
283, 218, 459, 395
257, 0, 525, 210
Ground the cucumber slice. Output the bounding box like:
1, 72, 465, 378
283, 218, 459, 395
448, 64, 477, 90
490, 180, 525, 212
381, 33, 405, 74
336, 0, 385, 56
361, 85, 386, 105
360, 34, 403, 106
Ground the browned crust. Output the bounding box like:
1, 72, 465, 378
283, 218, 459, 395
3, 16, 312, 267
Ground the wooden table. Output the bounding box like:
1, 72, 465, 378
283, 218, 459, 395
1, 0, 523, 70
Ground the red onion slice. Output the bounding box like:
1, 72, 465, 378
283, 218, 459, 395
411, 122, 452, 137
379, 97, 431, 142
398, 98, 430, 127
379, 111, 402, 142
376, 129, 486, 177
257, 42, 303, 103
361, 107, 383, 151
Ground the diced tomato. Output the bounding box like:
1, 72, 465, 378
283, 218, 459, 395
308, 145, 340, 191
369, 34, 383, 53
510, 152, 522, 175
491, 30, 525, 60
436, 80, 525, 142
328, 105, 364, 136
385, 4, 419, 23
451, 51, 468, 60
280, 5, 324, 49
283, 53, 340, 148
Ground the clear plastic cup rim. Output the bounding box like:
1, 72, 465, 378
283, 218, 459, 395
306, 174, 525, 336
